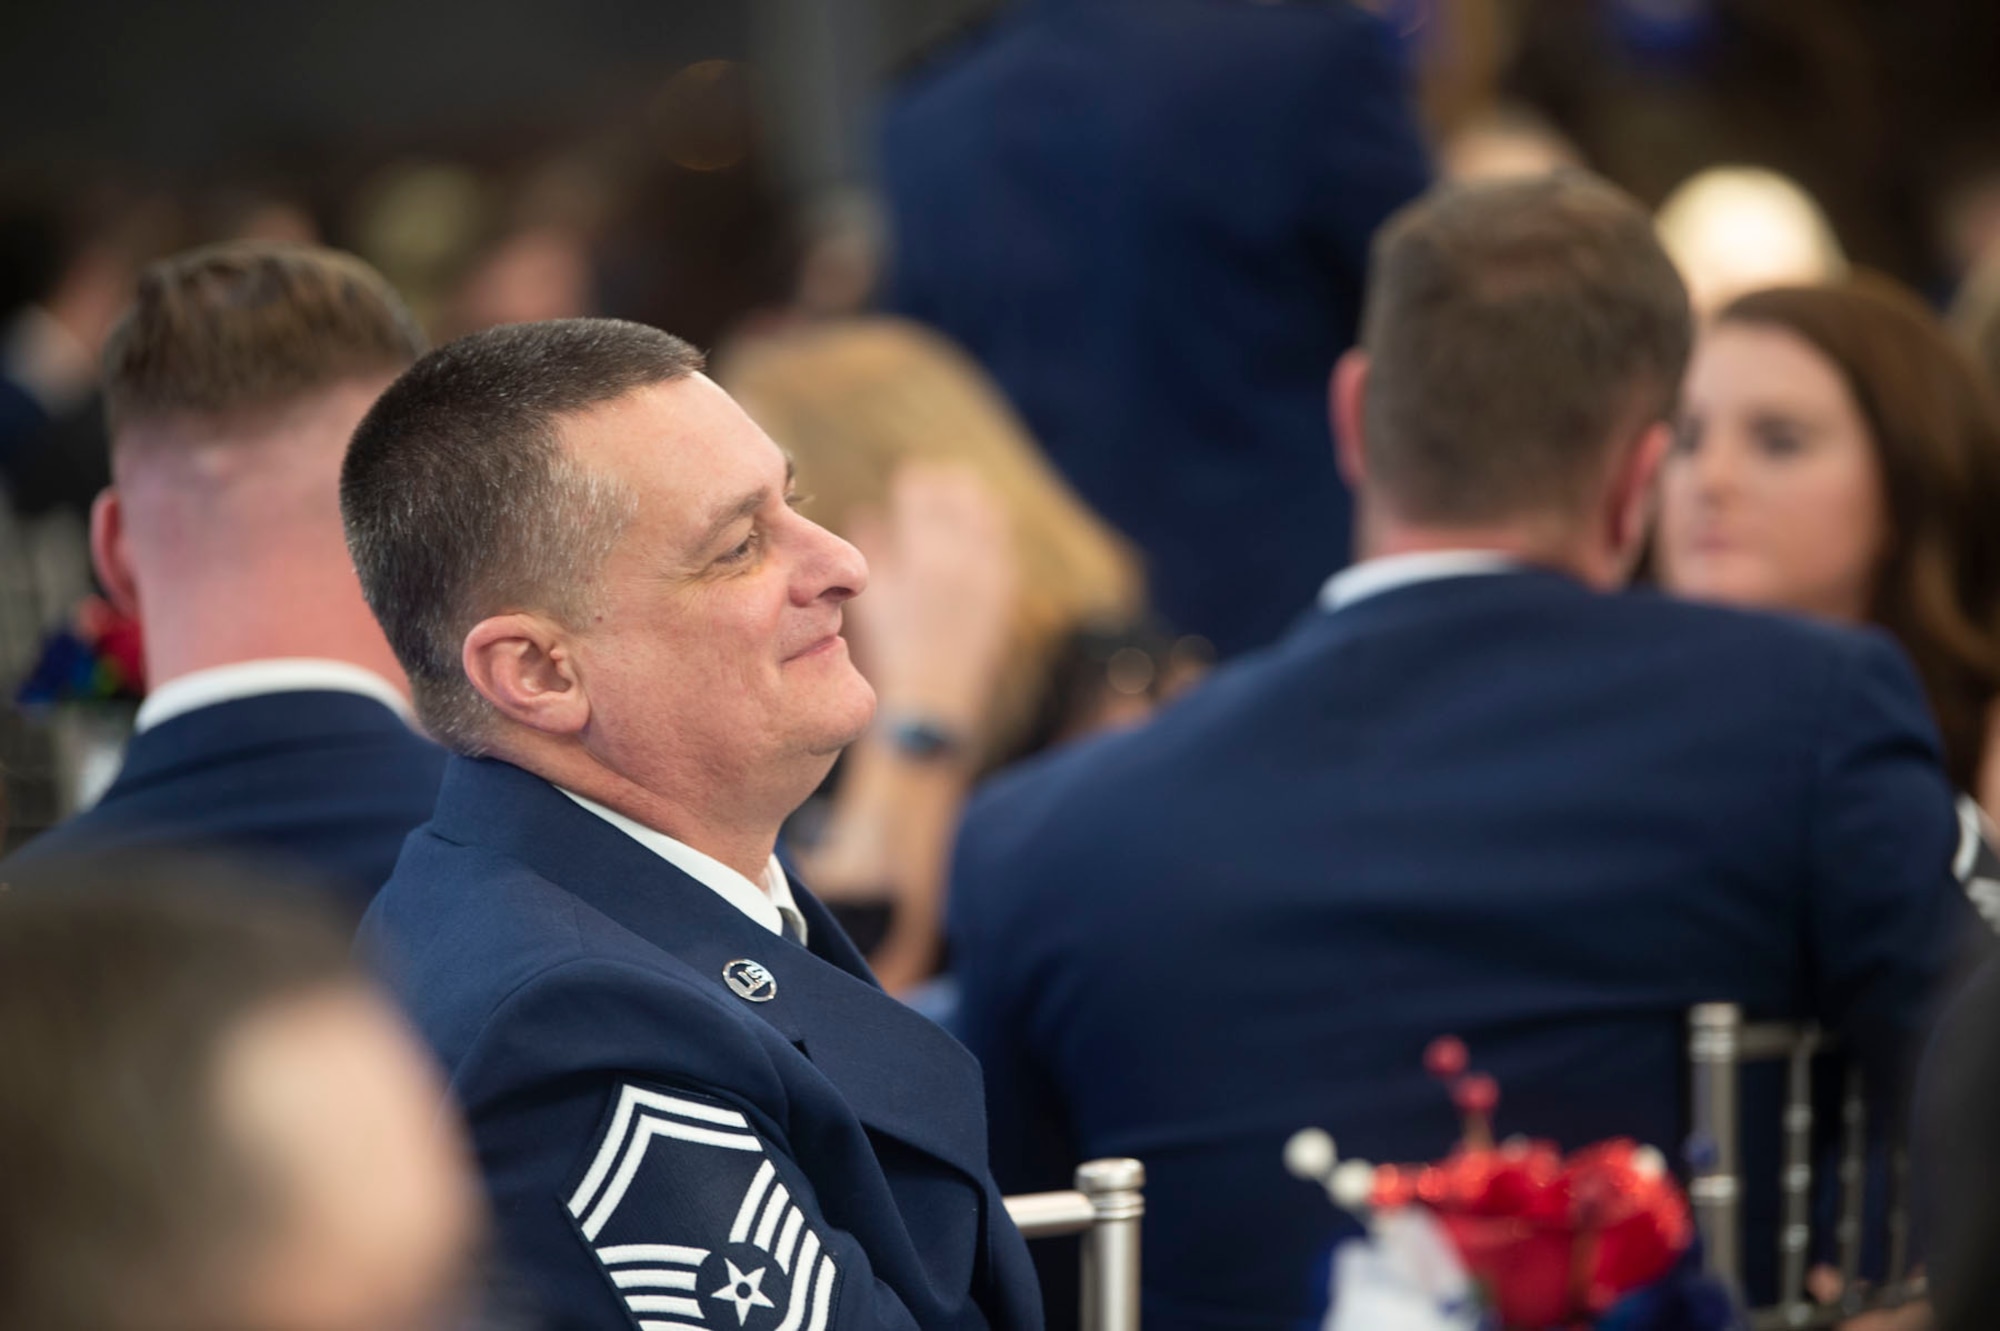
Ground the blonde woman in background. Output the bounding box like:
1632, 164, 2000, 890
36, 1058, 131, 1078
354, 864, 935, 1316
721, 317, 1150, 993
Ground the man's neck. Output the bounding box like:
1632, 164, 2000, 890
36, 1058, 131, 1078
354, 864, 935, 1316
1357, 517, 1625, 591
137, 554, 410, 697
501, 745, 797, 885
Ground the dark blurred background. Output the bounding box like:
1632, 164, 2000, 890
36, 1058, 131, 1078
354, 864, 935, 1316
4, 0, 2000, 836
8, 0, 2000, 296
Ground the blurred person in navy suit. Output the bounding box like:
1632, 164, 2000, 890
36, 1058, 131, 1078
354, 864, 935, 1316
880, 0, 1431, 658
6, 244, 446, 912
0, 191, 101, 472
948, 174, 1973, 1331
0, 183, 182, 519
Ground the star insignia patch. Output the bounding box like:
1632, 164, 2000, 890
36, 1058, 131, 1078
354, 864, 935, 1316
713, 1258, 777, 1324
568, 1083, 841, 1331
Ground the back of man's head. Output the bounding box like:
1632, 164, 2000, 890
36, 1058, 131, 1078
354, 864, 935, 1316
0, 858, 481, 1331
342, 317, 704, 753
94, 243, 427, 686
1357, 173, 1692, 526
102, 241, 425, 436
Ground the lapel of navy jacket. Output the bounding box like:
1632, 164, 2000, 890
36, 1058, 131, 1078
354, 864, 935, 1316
361, 755, 1042, 1331
6, 691, 446, 915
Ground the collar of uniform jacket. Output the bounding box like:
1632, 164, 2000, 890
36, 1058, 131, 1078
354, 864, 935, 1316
424, 754, 992, 1182
1319, 549, 1520, 613
135, 657, 415, 733
554, 786, 809, 943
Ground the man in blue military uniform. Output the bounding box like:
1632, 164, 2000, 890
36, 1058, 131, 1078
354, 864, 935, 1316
881, 0, 1430, 655
7, 243, 445, 911
947, 174, 1975, 1331
342, 319, 1042, 1331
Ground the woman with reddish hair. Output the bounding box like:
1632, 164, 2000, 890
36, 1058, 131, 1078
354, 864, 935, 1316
1658, 278, 2000, 817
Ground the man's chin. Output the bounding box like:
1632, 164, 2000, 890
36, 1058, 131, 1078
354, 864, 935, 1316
804, 676, 878, 757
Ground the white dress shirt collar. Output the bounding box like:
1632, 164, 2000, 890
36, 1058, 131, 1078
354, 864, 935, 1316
135, 658, 415, 734
1319, 550, 1520, 613
556, 788, 808, 943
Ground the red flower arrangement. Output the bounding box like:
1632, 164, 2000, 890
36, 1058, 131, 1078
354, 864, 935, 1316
1287, 1038, 1696, 1329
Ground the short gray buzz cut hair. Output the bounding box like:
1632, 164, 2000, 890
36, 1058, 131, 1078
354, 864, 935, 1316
340, 318, 705, 753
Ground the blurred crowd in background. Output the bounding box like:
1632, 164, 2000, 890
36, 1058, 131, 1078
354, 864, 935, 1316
5, 0, 2000, 971
0, 0, 1996, 828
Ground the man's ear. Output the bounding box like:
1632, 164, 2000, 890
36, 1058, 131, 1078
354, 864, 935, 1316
1331, 350, 1371, 489
462, 613, 590, 737
1607, 420, 1672, 578
89, 488, 141, 618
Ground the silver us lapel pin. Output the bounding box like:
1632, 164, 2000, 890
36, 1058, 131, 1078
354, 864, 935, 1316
722, 958, 777, 1003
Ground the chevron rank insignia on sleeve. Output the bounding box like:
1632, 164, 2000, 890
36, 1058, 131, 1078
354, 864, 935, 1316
568, 1083, 841, 1331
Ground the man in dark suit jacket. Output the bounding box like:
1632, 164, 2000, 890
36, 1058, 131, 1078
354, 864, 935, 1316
343, 319, 1041, 1331
947, 175, 1974, 1331
6, 244, 445, 912
881, 0, 1430, 657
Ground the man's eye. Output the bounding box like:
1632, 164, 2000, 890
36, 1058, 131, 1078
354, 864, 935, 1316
785, 490, 811, 511
717, 531, 761, 565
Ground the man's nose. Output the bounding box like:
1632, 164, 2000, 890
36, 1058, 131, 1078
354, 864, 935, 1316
798, 518, 869, 604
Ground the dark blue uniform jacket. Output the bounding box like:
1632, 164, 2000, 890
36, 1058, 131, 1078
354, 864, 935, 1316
8, 690, 445, 914
949, 569, 1973, 1331
361, 756, 1043, 1331
882, 0, 1431, 655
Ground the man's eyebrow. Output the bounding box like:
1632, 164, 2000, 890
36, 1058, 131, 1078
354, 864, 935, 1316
693, 458, 797, 554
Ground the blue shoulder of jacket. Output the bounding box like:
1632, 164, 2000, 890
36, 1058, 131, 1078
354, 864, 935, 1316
365, 839, 799, 1132
362, 830, 731, 1067
1608, 584, 1891, 648
1606, 588, 1924, 697
960, 590, 1910, 845
447, 949, 795, 1128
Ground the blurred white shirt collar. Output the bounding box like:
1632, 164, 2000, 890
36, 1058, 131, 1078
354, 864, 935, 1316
1320, 551, 1519, 613
557, 788, 808, 943
136, 658, 414, 734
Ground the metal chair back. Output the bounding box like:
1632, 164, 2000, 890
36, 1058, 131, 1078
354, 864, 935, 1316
1003, 1158, 1145, 1331
1687, 1003, 1920, 1328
